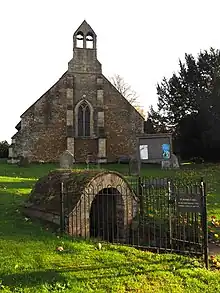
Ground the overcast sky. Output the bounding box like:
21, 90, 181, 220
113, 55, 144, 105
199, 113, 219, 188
1, 0, 220, 142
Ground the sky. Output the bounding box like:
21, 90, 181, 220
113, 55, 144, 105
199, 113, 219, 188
1, 0, 220, 142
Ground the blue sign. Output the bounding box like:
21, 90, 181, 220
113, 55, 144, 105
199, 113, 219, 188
162, 144, 170, 159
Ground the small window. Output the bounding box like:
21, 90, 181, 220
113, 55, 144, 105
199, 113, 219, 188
76, 31, 84, 48
86, 32, 94, 49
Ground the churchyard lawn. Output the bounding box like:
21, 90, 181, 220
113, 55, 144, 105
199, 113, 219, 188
1, 161, 220, 292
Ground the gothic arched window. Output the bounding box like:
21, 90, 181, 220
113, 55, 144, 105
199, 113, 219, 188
76, 100, 93, 137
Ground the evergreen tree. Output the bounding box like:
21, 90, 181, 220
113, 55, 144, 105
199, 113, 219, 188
149, 48, 220, 160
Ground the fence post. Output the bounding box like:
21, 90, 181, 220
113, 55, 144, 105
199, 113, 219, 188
138, 176, 144, 217
60, 181, 65, 237
168, 180, 173, 249
201, 178, 209, 269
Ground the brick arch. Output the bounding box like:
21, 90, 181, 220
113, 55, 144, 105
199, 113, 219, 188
67, 172, 138, 240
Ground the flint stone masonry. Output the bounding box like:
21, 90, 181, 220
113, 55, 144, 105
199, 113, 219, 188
9, 20, 144, 163
23, 170, 138, 239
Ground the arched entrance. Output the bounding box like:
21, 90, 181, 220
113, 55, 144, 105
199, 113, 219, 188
24, 170, 138, 240
89, 187, 124, 242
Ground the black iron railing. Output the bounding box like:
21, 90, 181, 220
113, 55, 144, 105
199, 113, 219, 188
59, 176, 208, 268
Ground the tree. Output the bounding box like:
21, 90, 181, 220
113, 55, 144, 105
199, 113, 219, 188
110, 74, 145, 118
144, 118, 155, 133
149, 48, 220, 160
0, 141, 9, 158
110, 74, 138, 105
147, 106, 168, 133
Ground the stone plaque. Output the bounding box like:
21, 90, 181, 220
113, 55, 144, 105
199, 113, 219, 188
176, 193, 202, 213
59, 150, 74, 169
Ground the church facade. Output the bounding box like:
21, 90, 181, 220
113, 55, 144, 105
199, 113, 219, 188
9, 21, 144, 163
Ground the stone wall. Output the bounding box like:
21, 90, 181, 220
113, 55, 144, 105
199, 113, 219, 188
74, 138, 98, 162
12, 72, 68, 162
103, 76, 144, 162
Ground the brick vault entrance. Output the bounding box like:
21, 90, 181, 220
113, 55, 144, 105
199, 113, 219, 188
89, 187, 124, 242
24, 170, 138, 241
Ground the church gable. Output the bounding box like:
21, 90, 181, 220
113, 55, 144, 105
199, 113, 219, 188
9, 20, 144, 164
20, 71, 68, 121
10, 72, 69, 162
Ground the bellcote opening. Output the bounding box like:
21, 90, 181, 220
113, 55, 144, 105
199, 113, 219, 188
76, 31, 84, 48
86, 33, 94, 49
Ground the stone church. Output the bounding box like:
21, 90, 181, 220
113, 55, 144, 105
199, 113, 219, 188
9, 21, 144, 163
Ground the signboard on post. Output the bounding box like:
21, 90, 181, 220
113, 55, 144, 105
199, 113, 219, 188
176, 193, 202, 213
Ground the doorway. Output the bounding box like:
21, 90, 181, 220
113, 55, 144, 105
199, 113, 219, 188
89, 187, 124, 242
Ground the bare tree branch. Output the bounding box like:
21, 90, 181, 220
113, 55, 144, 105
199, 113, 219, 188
110, 74, 145, 118
110, 74, 139, 105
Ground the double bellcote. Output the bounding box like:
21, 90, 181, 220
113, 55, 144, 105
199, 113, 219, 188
73, 20, 97, 51
69, 20, 101, 74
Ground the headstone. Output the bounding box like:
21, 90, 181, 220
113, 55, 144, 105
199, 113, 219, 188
96, 157, 101, 169
86, 154, 93, 169
17, 156, 30, 167
59, 150, 74, 169
170, 153, 180, 169
118, 155, 130, 164
129, 157, 140, 176
161, 160, 171, 169
86, 157, 90, 169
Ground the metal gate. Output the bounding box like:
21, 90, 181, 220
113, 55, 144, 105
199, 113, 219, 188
128, 177, 208, 268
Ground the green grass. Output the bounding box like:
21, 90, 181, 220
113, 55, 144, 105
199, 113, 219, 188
1, 162, 220, 292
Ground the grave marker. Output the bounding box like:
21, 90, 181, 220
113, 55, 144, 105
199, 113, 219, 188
59, 150, 74, 169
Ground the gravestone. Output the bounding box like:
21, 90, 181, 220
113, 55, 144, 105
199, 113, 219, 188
18, 156, 30, 167
170, 153, 180, 169
59, 150, 74, 169
161, 160, 171, 169
118, 155, 130, 164
86, 154, 93, 169
129, 157, 140, 176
